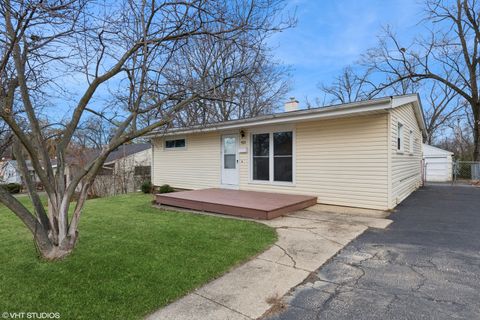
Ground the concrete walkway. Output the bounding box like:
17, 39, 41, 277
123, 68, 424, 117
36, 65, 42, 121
146, 206, 392, 320
266, 185, 480, 320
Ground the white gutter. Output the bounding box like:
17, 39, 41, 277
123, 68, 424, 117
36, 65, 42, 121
386, 94, 427, 140
146, 97, 393, 137
146, 94, 427, 138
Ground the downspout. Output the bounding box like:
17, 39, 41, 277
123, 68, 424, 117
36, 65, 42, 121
386, 97, 393, 210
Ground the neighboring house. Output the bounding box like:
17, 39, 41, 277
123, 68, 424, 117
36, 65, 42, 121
422, 144, 454, 182
94, 143, 152, 195
0, 143, 151, 191
103, 143, 152, 175
58, 143, 151, 181
58, 143, 152, 195
0, 160, 38, 184
148, 94, 426, 211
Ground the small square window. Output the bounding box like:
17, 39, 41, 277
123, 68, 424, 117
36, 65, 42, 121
165, 138, 186, 149
165, 140, 175, 148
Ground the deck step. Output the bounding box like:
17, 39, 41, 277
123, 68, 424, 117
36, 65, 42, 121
155, 188, 317, 220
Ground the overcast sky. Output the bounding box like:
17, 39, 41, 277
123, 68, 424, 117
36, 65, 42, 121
269, 0, 424, 107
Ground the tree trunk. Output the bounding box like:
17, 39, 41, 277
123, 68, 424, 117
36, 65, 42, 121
37, 198, 81, 260
474, 120, 480, 161
472, 101, 480, 161
426, 133, 433, 145
37, 228, 78, 260
39, 240, 77, 261
26, 192, 82, 260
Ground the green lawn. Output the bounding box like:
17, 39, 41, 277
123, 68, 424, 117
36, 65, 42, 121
0, 194, 276, 319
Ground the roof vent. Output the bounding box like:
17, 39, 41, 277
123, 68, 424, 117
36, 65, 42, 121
284, 97, 299, 112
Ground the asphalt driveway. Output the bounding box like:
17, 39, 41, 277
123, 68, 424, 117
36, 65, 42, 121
266, 185, 480, 320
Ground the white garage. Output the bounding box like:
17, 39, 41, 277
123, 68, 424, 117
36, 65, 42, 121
422, 144, 454, 182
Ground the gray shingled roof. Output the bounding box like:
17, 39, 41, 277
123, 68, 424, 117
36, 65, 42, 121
105, 143, 151, 163
49, 143, 151, 167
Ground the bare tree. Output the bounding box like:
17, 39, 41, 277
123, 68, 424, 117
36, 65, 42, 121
319, 66, 375, 104
318, 64, 459, 145
364, 0, 480, 160
148, 34, 290, 127
0, 120, 12, 159
73, 116, 114, 149
438, 112, 475, 160
423, 82, 463, 144
318, 63, 422, 105
0, 0, 291, 260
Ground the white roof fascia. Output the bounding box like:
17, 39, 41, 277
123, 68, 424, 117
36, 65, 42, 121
148, 98, 392, 137
422, 143, 454, 155
147, 94, 427, 138
390, 93, 427, 139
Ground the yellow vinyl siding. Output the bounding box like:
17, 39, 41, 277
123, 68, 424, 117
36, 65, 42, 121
151, 132, 221, 189
390, 104, 423, 208
151, 104, 424, 211
239, 113, 390, 210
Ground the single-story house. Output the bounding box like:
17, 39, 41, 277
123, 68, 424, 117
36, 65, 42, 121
103, 143, 152, 176
149, 94, 427, 211
422, 144, 454, 182
53, 143, 152, 194
1, 143, 152, 190
0, 160, 38, 184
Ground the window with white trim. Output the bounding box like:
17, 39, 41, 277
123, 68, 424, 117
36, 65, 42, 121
165, 138, 186, 149
251, 131, 293, 183
273, 132, 293, 182
252, 133, 270, 181
409, 130, 414, 154
397, 123, 404, 152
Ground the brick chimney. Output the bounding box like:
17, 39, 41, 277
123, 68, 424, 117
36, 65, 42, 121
284, 97, 299, 112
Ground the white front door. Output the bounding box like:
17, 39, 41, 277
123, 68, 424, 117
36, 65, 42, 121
221, 134, 239, 187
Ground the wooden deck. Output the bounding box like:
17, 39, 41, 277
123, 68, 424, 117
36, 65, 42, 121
155, 188, 317, 220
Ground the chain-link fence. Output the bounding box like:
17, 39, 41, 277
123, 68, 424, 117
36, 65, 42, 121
422, 160, 480, 185
453, 161, 480, 184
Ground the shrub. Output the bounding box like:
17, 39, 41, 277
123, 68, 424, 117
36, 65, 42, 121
141, 180, 153, 194
159, 184, 174, 193
1, 183, 21, 194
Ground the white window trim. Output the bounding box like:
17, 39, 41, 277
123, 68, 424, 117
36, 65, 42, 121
409, 129, 414, 155
163, 136, 187, 151
397, 122, 404, 153
249, 127, 296, 186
